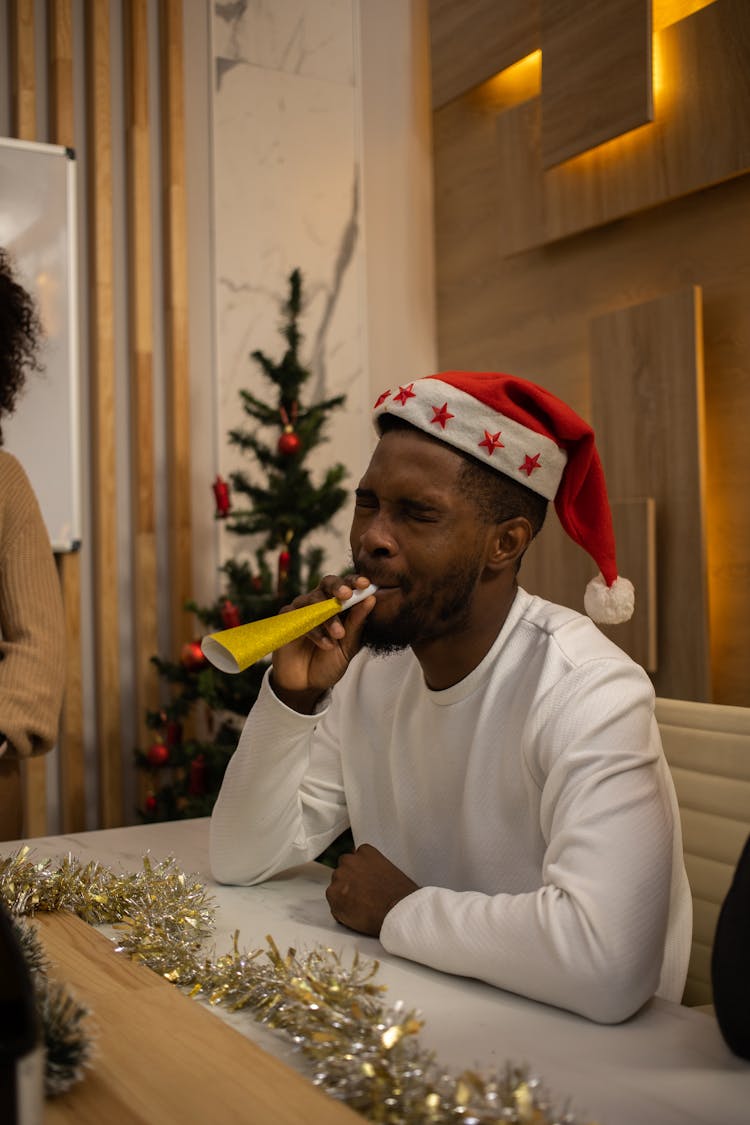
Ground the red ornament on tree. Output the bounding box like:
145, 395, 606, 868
166, 720, 183, 748
212, 475, 231, 518
220, 599, 241, 629
145, 793, 157, 815
189, 754, 207, 796
147, 740, 169, 767
277, 426, 301, 456
277, 402, 301, 456
277, 548, 291, 596
181, 639, 207, 670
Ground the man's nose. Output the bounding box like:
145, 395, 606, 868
357, 513, 397, 557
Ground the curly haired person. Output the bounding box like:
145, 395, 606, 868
0, 248, 66, 839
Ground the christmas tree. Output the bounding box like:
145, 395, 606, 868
136, 268, 348, 827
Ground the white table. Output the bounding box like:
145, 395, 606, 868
5, 817, 749, 1125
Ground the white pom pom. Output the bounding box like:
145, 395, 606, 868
584, 573, 635, 625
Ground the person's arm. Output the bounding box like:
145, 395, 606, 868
210, 574, 376, 884
209, 669, 351, 884
0, 463, 65, 758
378, 661, 681, 1024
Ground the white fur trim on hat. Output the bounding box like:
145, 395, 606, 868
373, 380, 567, 501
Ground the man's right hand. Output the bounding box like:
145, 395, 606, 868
270, 574, 376, 713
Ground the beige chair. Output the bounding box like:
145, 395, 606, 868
656, 697, 750, 1007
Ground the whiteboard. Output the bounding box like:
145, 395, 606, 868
0, 138, 81, 552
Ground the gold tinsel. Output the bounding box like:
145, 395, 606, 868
0, 847, 593, 1124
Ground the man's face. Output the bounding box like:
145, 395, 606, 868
349, 428, 489, 654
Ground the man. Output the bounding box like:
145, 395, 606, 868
210, 371, 691, 1023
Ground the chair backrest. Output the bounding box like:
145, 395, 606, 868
656, 697, 750, 1007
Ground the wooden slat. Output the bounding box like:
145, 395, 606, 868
429, 0, 539, 108
160, 0, 193, 659
125, 0, 159, 748
540, 0, 653, 169
48, 0, 86, 833
39, 912, 362, 1124
86, 1, 123, 827
590, 287, 710, 700
8, 0, 36, 139
48, 0, 74, 146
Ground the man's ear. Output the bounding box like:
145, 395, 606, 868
484, 517, 534, 573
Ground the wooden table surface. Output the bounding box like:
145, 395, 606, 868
38, 911, 361, 1125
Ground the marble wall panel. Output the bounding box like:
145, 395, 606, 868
212, 0, 369, 581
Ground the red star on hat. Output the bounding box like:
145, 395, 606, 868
430, 402, 454, 429
374, 389, 391, 408
393, 383, 416, 406
519, 453, 542, 476
479, 430, 504, 455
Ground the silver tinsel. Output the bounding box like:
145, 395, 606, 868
1, 847, 595, 1124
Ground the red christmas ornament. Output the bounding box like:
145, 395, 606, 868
147, 740, 169, 767
212, 475, 231, 518
277, 426, 301, 456
181, 640, 206, 670
251, 575, 264, 592
145, 793, 157, 815
188, 754, 207, 796
221, 599, 241, 629
277, 548, 291, 595
166, 720, 183, 748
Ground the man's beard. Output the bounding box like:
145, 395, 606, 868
354, 551, 483, 655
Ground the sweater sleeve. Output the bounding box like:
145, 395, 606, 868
0, 458, 66, 759
209, 669, 350, 885
380, 659, 678, 1024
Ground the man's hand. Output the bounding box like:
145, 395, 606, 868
271, 574, 376, 713
326, 844, 419, 936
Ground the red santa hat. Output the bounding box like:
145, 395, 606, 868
372, 371, 634, 625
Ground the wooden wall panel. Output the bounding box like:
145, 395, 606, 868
590, 288, 709, 699
125, 0, 159, 749
434, 46, 750, 706
429, 0, 539, 107
540, 0, 652, 169
487, 0, 749, 254
48, 0, 86, 834
545, 0, 750, 243
86, 2, 123, 827
5, 2, 197, 830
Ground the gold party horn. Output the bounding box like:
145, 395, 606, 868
200, 583, 378, 674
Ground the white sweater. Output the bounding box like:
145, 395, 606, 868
210, 588, 692, 1023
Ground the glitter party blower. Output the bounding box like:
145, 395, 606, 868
200, 583, 378, 674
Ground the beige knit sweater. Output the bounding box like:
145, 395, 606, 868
0, 451, 65, 757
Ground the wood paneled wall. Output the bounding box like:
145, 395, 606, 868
3, 1, 192, 833
430, 0, 750, 705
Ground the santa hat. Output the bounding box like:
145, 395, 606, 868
372, 371, 634, 625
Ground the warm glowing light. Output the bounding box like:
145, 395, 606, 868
472, 50, 542, 112
652, 0, 715, 33
652, 33, 665, 104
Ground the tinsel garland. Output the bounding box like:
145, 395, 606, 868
11, 915, 93, 1096
0, 848, 591, 1124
